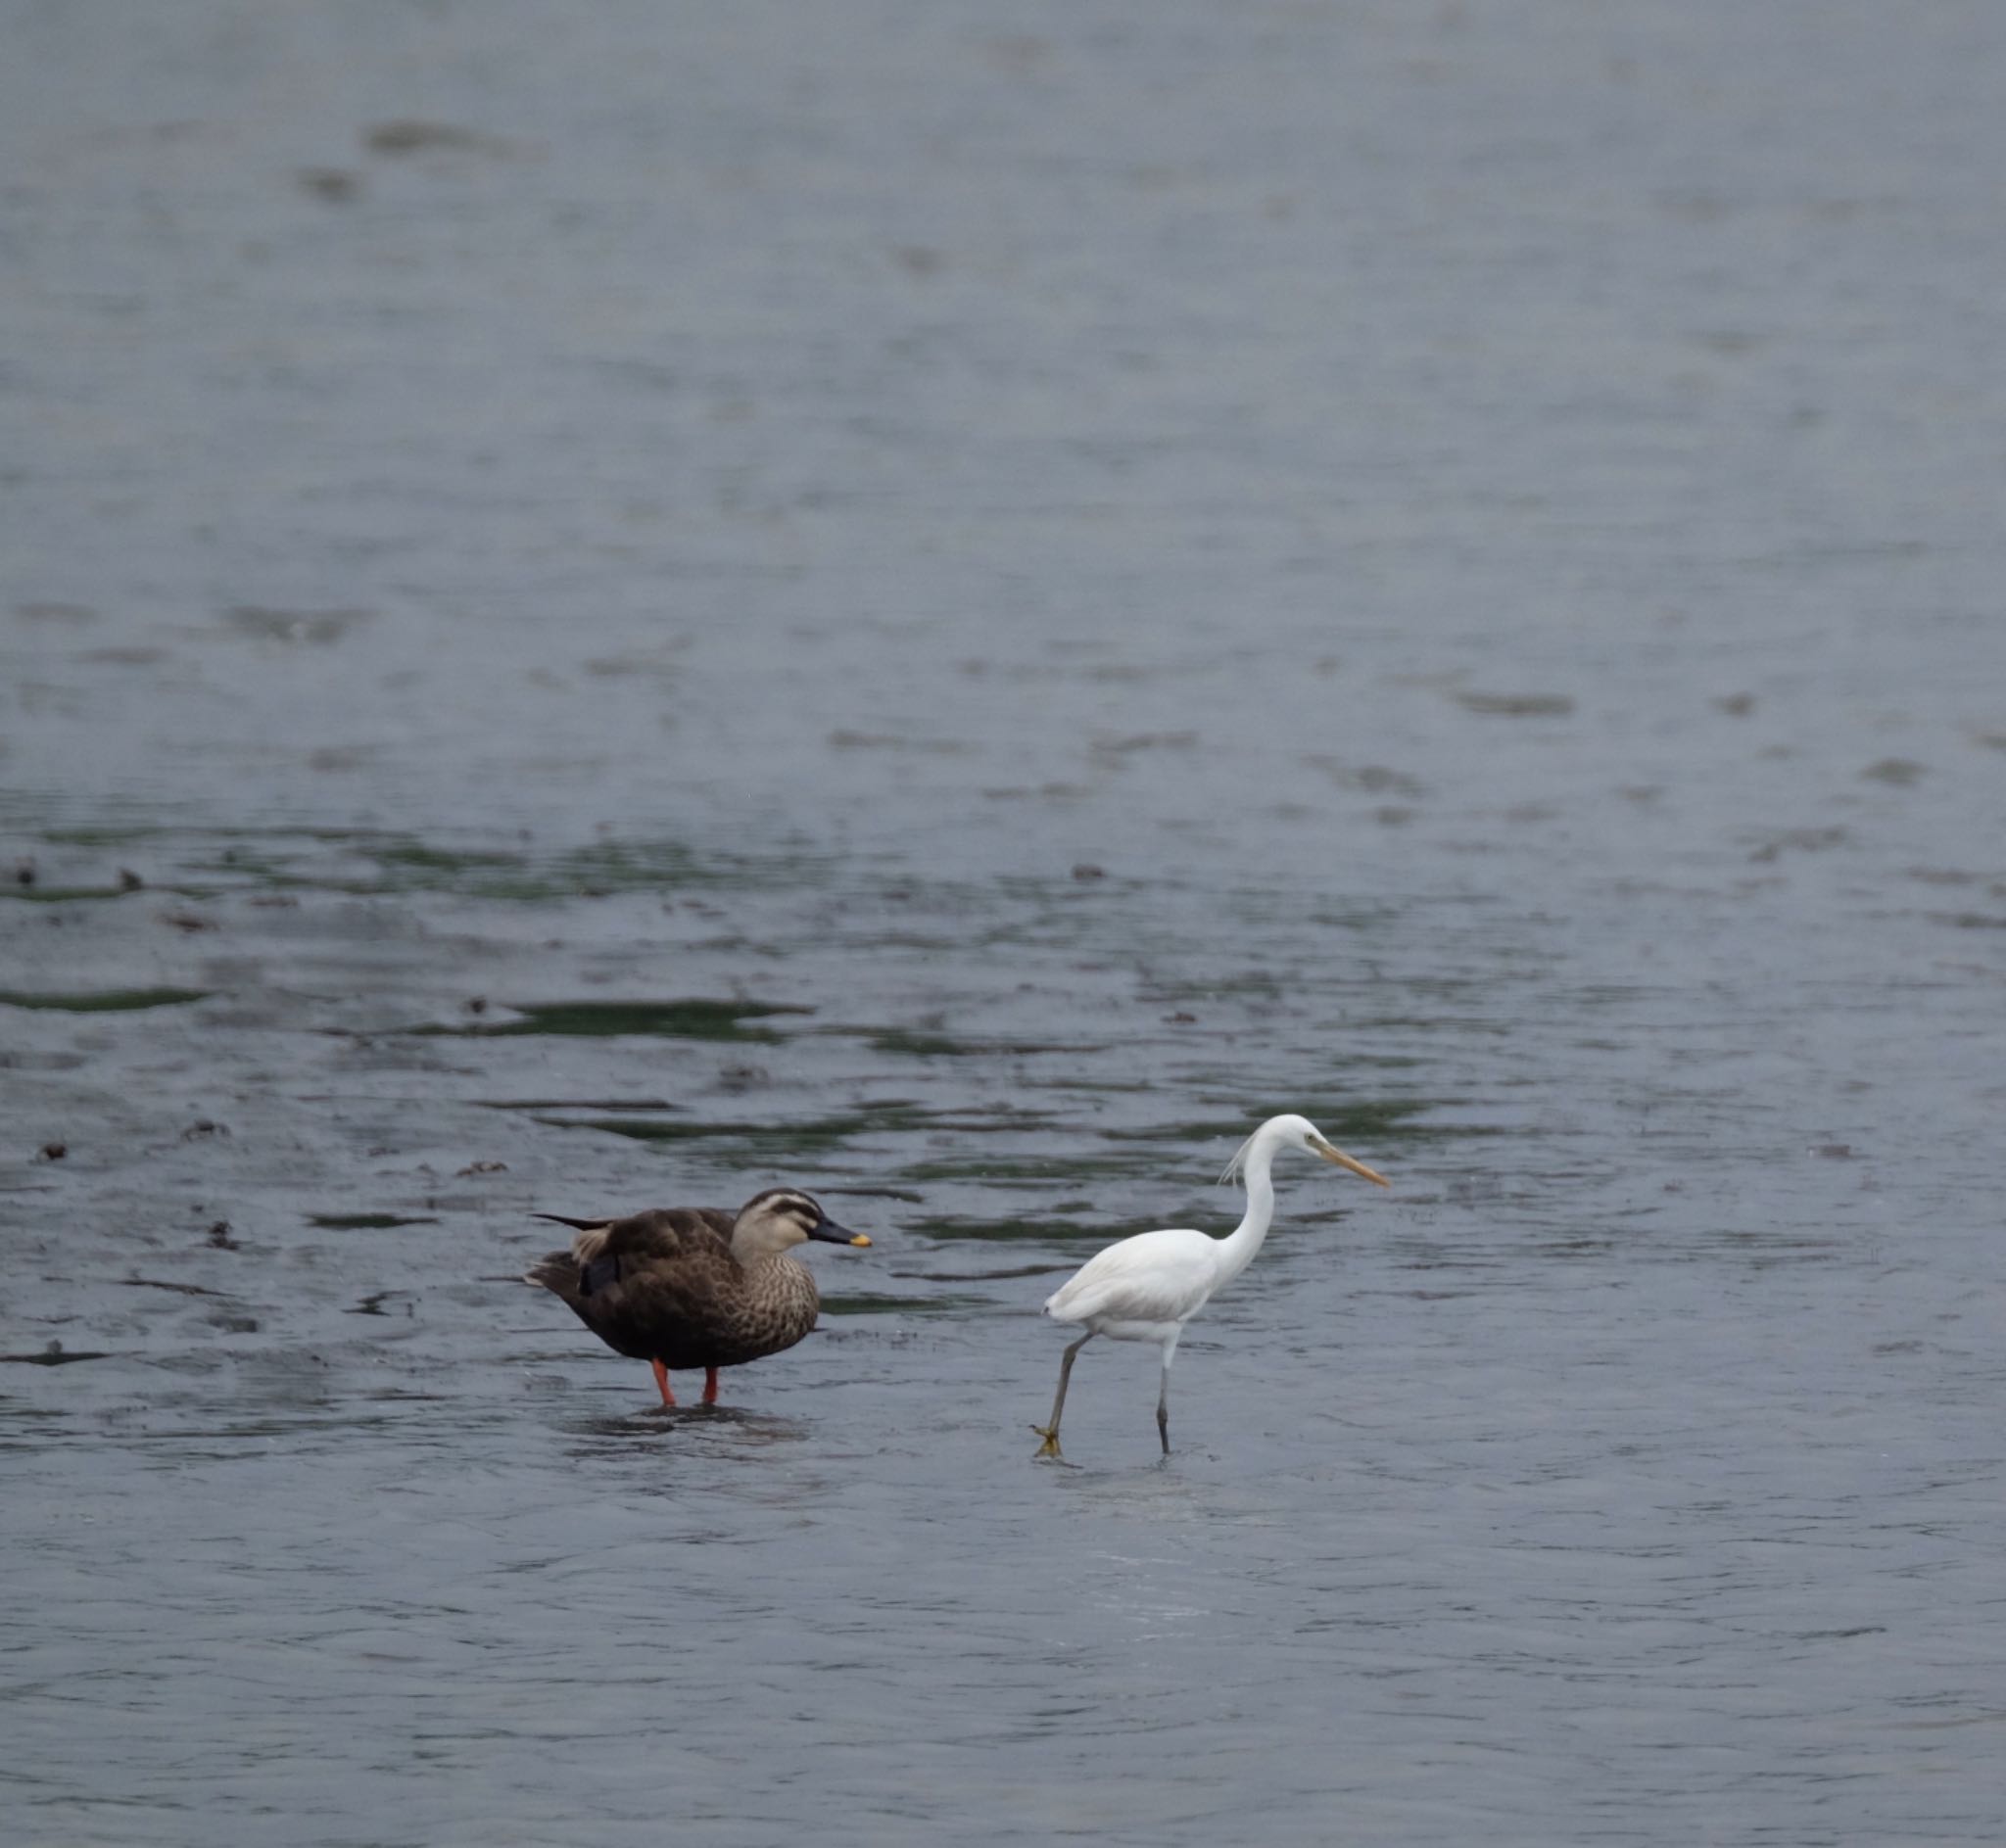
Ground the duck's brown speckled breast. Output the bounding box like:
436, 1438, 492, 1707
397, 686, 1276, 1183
654, 1254, 821, 1370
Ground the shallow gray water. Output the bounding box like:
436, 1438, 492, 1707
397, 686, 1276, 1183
5, 3, 2006, 1843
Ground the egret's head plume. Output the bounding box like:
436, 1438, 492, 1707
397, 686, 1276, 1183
1221, 1114, 1313, 1186
1219, 1114, 1390, 1189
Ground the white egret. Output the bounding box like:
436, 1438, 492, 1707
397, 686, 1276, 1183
1031, 1114, 1389, 1459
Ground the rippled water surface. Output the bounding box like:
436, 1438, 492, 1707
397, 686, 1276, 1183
6, 4, 2006, 1844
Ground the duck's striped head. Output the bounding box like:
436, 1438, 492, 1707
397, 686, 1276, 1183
732, 1188, 872, 1258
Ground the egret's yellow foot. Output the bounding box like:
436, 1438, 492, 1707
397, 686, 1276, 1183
1031, 1424, 1064, 1460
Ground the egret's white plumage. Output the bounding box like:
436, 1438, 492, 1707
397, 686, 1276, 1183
1032, 1113, 1389, 1459
1041, 1231, 1218, 1335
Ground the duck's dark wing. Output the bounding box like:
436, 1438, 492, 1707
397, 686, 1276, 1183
531, 1207, 734, 1283
525, 1208, 743, 1366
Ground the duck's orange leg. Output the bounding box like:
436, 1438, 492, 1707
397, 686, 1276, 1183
650, 1358, 676, 1407
702, 1366, 720, 1405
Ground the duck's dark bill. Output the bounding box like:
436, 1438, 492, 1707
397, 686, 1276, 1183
810, 1218, 872, 1247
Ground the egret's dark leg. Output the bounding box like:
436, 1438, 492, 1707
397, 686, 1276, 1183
1156, 1333, 1182, 1455
1032, 1331, 1094, 1459
649, 1358, 676, 1407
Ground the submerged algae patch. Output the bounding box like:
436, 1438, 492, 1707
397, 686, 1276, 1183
536, 1103, 928, 1154
307, 1213, 442, 1230
817, 1292, 993, 1317
0, 987, 210, 1012
417, 999, 812, 1042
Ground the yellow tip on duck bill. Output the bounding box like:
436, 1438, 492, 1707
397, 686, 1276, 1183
1311, 1137, 1391, 1187
847, 1233, 873, 1247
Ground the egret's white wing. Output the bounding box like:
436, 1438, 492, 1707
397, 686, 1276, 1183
1043, 1227, 1220, 1326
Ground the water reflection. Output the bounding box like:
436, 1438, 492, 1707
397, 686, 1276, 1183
563, 1406, 813, 1456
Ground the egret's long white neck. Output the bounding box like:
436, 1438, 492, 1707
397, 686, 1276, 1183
1216, 1123, 1287, 1285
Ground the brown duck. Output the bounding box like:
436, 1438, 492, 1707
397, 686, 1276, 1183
525, 1189, 872, 1406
